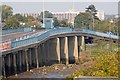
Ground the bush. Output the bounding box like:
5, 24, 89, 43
67, 51, 119, 78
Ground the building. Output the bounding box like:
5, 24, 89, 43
44, 18, 54, 28
52, 9, 80, 23
96, 10, 105, 21
21, 13, 40, 18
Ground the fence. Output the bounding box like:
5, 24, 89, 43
11, 27, 119, 48
0, 27, 33, 35
11, 28, 73, 48
75, 28, 119, 39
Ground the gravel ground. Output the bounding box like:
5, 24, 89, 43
9, 64, 83, 78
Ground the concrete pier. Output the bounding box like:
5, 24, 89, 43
81, 36, 85, 51
60, 37, 69, 64
19, 51, 22, 72
25, 49, 29, 71
68, 36, 78, 63
48, 38, 60, 64
2, 56, 6, 78
74, 36, 78, 63
13, 53, 17, 76
35, 46, 39, 68
7, 54, 11, 76
2, 35, 86, 78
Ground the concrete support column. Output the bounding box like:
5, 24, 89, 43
45, 42, 50, 66
56, 38, 60, 64
35, 46, 39, 68
41, 44, 46, 65
19, 51, 22, 72
29, 48, 32, 69
38, 45, 42, 66
2, 56, 6, 78
21, 50, 25, 71
81, 36, 85, 51
68, 36, 78, 63
60, 37, 69, 64
8, 54, 11, 75
62, 37, 69, 64
77, 36, 81, 58
25, 49, 29, 71
13, 53, 17, 76
49, 38, 60, 64
74, 36, 78, 63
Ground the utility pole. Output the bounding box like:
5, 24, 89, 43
42, 0, 45, 28
72, 0, 75, 28
91, 13, 95, 30
109, 19, 113, 51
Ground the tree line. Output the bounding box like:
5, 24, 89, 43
1, 4, 118, 35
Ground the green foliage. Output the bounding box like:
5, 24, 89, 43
13, 13, 26, 22
38, 11, 53, 22
86, 4, 97, 13
5, 16, 19, 29
67, 51, 118, 78
88, 52, 118, 77
25, 16, 35, 22
53, 17, 60, 27
1, 5, 13, 22
75, 12, 92, 29
85, 4, 99, 20
59, 19, 69, 27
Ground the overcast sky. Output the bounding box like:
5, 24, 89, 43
2, 2, 119, 15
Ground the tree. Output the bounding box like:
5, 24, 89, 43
38, 11, 53, 23
13, 13, 25, 22
5, 16, 19, 29
59, 19, 69, 27
85, 5, 100, 30
25, 16, 35, 22
74, 12, 93, 29
1, 5, 13, 22
86, 4, 97, 17
53, 17, 60, 27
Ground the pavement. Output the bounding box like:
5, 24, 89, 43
1, 29, 49, 43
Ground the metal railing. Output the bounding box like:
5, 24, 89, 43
11, 27, 119, 48
11, 28, 73, 48
0, 27, 33, 35
75, 28, 119, 39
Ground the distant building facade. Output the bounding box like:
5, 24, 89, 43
96, 10, 105, 21
20, 9, 104, 22
52, 9, 80, 23
21, 13, 40, 18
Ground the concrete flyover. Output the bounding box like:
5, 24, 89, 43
1, 28, 119, 78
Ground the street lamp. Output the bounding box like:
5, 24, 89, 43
42, 0, 45, 28
109, 19, 113, 51
92, 14, 95, 30
72, 0, 75, 28
109, 19, 113, 33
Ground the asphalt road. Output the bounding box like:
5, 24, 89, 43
1, 29, 50, 43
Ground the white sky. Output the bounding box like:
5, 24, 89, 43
1, 0, 120, 15
1, 0, 120, 2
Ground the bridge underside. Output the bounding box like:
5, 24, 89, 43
1, 32, 118, 78
2, 35, 86, 77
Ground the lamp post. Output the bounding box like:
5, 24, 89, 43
42, 0, 45, 28
92, 15, 95, 30
72, 0, 75, 28
91, 13, 95, 31
109, 19, 113, 32
109, 19, 113, 51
